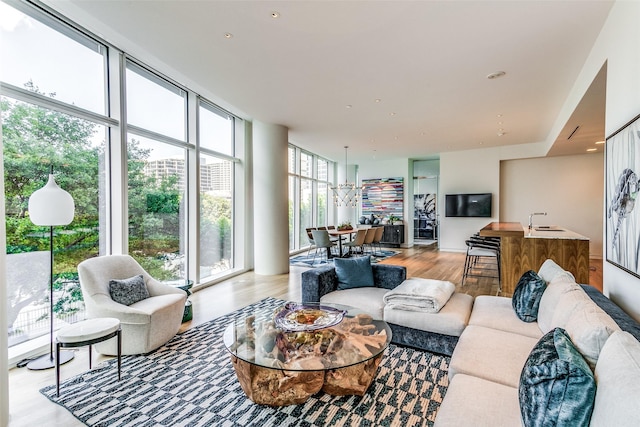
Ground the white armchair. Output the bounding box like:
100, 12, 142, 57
77, 255, 187, 355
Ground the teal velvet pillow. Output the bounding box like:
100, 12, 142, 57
519, 328, 596, 427
334, 256, 374, 290
512, 270, 547, 322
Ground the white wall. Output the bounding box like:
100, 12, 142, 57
500, 153, 604, 258
439, 148, 501, 251
586, 1, 640, 320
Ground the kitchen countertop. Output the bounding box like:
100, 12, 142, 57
525, 225, 589, 240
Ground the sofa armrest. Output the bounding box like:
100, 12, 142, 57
301, 264, 338, 303
372, 264, 407, 290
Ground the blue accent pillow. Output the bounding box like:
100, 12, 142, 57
335, 256, 374, 290
109, 274, 150, 306
512, 270, 546, 322
519, 328, 596, 427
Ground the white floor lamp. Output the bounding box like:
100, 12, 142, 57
26, 168, 75, 370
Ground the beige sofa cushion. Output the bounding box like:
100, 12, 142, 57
383, 292, 473, 337
468, 295, 543, 339
590, 331, 640, 427
449, 325, 539, 388
563, 302, 621, 368
537, 274, 581, 333
537, 258, 575, 283
320, 287, 388, 319
433, 374, 521, 427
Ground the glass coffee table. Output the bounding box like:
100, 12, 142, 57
223, 302, 392, 406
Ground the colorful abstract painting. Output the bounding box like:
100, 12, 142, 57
362, 177, 404, 218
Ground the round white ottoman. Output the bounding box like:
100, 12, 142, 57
55, 317, 121, 396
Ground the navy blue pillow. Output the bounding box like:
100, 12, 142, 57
512, 270, 546, 322
519, 328, 596, 427
334, 256, 374, 290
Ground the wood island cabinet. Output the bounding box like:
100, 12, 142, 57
480, 222, 589, 296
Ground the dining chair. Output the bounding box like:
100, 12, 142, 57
363, 228, 377, 255
372, 226, 385, 255
344, 229, 367, 255
305, 227, 317, 255
311, 229, 337, 264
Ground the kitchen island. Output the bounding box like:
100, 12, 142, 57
479, 222, 589, 296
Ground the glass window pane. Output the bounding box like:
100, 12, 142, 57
299, 179, 313, 246
300, 152, 313, 178
317, 159, 328, 181
200, 104, 233, 156
200, 154, 233, 279
0, 2, 106, 114
288, 147, 296, 173
3, 97, 106, 346
127, 133, 186, 280
126, 64, 186, 140
289, 176, 295, 251
318, 183, 327, 226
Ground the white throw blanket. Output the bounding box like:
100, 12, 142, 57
383, 278, 456, 313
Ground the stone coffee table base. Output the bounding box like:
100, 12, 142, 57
231, 353, 384, 406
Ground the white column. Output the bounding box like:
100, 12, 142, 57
253, 121, 289, 275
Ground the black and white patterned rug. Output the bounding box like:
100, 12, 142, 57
41, 297, 449, 427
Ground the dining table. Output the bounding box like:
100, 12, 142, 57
327, 228, 357, 257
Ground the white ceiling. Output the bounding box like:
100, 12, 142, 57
45, 0, 613, 163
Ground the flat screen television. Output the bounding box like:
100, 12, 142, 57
445, 193, 492, 217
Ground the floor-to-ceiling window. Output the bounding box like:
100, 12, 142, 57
288, 144, 334, 252
1, 1, 244, 352
125, 62, 188, 280
198, 101, 235, 280
1, 1, 108, 346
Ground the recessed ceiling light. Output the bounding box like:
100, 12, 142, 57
346, 105, 352, 109
497, 114, 503, 118
595, 140, 605, 144
587, 148, 597, 152
497, 132, 505, 137
271, 11, 280, 18
487, 71, 506, 80
498, 121, 503, 125
390, 112, 396, 116
224, 33, 233, 39
375, 99, 381, 103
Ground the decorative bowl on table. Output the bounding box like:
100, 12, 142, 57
275, 302, 346, 332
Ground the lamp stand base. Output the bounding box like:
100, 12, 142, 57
27, 350, 75, 371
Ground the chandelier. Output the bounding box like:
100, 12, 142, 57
331, 146, 362, 207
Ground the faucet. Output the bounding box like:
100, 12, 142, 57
529, 212, 547, 229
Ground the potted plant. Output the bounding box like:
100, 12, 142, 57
337, 221, 353, 231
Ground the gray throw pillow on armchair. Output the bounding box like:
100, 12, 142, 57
109, 274, 150, 306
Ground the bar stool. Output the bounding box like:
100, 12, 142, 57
461, 235, 501, 294
55, 317, 122, 396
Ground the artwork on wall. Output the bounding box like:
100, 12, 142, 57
606, 113, 640, 278
414, 193, 436, 239
362, 177, 404, 218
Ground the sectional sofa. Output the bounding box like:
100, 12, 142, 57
301, 259, 640, 426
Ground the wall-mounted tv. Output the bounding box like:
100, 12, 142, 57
445, 193, 492, 217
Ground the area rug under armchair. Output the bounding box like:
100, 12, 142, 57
41, 297, 449, 427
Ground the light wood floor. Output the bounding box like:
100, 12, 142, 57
7, 245, 603, 426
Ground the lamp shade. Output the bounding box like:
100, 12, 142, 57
28, 174, 75, 226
